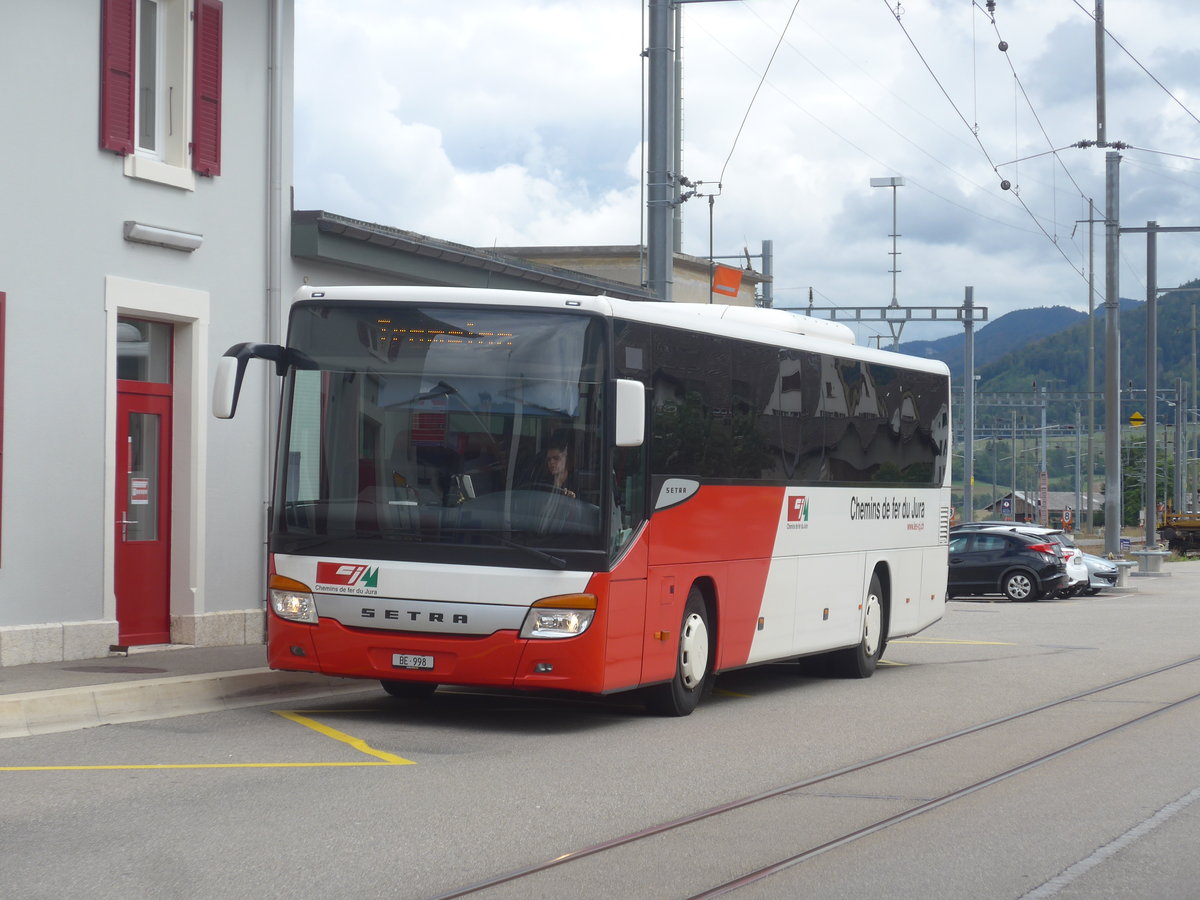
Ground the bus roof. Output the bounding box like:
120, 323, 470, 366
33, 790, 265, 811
290, 285, 950, 377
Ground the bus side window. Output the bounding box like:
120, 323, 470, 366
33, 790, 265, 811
612, 443, 647, 553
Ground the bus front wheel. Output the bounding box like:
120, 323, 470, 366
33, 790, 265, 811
644, 588, 712, 717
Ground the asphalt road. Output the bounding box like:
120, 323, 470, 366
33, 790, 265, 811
3, 569, 1199, 899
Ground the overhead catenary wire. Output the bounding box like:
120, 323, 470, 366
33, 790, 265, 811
692, 16, 1041, 237
885, 0, 1086, 280
1068, 0, 1200, 130
982, 4, 1091, 201
717, 0, 801, 186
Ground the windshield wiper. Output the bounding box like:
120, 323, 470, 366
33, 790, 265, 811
497, 536, 567, 570
434, 528, 569, 570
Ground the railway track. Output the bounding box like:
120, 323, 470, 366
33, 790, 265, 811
429, 654, 1200, 899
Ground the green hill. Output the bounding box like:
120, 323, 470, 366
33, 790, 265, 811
973, 280, 1200, 426
900, 306, 1085, 378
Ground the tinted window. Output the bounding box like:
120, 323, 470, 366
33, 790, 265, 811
650, 326, 733, 478
973, 534, 1009, 552
642, 322, 947, 487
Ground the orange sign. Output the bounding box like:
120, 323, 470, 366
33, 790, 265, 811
711, 265, 744, 298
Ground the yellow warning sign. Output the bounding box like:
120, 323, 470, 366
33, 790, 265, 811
1129, 411, 1145, 426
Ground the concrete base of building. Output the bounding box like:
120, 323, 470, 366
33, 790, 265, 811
0, 609, 267, 667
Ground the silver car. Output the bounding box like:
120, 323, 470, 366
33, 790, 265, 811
1082, 553, 1118, 595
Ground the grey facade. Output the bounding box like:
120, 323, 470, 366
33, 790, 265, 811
0, 1, 293, 664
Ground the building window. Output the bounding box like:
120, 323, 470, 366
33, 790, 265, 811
100, 0, 223, 183
117, 318, 174, 384
137, 0, 163, 156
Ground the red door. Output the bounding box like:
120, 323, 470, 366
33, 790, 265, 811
115, 387, 172, 644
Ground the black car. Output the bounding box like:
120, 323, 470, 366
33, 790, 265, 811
947, 529, 1068, 601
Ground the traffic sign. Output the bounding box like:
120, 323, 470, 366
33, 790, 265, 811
1130, 411, 1145, 426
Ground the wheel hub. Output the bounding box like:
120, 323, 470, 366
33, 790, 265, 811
679, 612, 709, 689
863, 591, 882, 656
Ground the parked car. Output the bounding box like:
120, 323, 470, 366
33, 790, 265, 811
1082, 553, 1118, 595
952, 523, 1088, 597
947, 528, 1068, 601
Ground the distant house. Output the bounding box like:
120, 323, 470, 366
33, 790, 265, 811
980, 491, 1104, 528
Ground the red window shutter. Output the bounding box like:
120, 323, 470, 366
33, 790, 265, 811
99, 0, 136, 155
192, 0, 223, 176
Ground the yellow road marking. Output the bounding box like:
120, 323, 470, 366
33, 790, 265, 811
272, 710, 415, 764
0, 709, 415, 772
0, 762, 398, 771
892, 638, 1016, 646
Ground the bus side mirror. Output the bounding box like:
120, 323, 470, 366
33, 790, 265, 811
614, 378, 645, 448
213, 342, 293, 419
213, 354, 247, 419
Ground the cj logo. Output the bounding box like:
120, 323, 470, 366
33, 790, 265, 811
316, 562, 380, 589
787, 495, 809, 523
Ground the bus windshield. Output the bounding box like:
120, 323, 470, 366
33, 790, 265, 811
274, 303, 610, 562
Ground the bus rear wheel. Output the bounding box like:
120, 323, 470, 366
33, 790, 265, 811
644, 588, 712, 717
829, 573, 884, 678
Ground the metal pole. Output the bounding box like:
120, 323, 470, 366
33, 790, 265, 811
1095, 0, 1107, 146
1145, 222, 1158, 548
889, 184, 900, 349
1011, 409, 1018, 521
1185, 307, 1195, 511
761, 239, 774, 308
963, 287, 975, 521
992, 439, 998, 519
1176, 376, 1185, 512
1103, 150, 1122, 555
1075, 407, 1083, 524
672, 1, 683, 254
1087, 198, 1096, 533
1040, 387, 1048, 526
646, 0, 674, 301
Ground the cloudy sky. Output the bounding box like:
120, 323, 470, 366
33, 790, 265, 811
293, 0, 1200, 344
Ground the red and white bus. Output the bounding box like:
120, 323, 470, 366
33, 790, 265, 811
215, 286, 951, 715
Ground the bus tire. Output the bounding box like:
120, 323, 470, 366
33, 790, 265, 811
644, 587, 712, 717
829, 573, 884, 678
380, 680, 438, 699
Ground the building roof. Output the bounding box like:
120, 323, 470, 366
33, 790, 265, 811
292, 210, 658, 301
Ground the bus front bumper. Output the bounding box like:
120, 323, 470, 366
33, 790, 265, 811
267, 615, 616, 695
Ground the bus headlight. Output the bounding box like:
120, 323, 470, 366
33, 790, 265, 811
520, 594, 597, 639
270, 575, 318, 624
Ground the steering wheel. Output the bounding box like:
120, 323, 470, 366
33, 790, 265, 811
516, 482, 573, 497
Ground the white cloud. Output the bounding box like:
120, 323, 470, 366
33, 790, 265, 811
294, 0, 1200, 343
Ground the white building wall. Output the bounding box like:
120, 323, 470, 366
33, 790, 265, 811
0, 2, 293, 664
